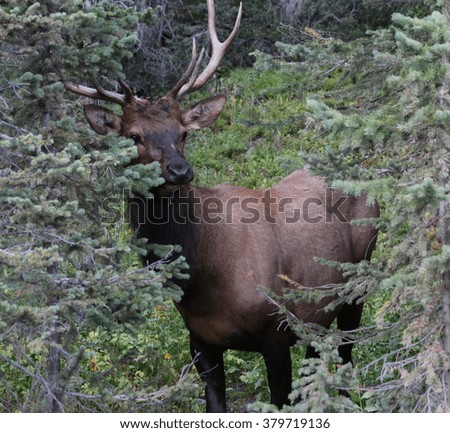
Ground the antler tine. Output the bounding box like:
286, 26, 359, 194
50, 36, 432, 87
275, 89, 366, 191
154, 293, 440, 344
181, 47, 205, 95
118, 78, 136, 104
65, 79, 130, 106
166, 38, 199, 99
174, 0, 243, 99
92, 78, 130, 106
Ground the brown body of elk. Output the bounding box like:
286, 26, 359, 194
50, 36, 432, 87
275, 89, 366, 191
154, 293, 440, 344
66, 0, 378, 412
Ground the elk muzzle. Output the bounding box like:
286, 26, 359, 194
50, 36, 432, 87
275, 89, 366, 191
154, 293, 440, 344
166, 158, 194, 184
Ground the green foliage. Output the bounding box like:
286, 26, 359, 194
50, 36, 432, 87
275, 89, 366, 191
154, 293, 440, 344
250, 338, 360, 413
77, 303, 202, 412
0, 0, 145, 134
287, 338, 360, 413
0, 0, 193, 413
0, 126, 192, 411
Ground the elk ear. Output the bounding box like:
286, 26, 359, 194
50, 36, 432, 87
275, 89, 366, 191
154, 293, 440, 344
83, 104, 122, 135
182, 95, 226, 131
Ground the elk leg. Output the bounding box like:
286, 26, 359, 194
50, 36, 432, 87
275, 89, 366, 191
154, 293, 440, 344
262, 332, 292, 409
190, 333, 226, 412
303, 301, 363, 365
336, 301, 364, 365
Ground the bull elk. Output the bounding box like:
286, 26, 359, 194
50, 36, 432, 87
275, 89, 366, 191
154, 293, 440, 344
66, 0, 379, 412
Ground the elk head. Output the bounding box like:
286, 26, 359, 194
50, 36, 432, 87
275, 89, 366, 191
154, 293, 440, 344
66, 0, 242, 187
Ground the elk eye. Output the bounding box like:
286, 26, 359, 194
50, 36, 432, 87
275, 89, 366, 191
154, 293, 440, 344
129, 134, 140, 144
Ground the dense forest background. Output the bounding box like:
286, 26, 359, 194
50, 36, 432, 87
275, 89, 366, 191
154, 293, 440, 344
1, 0, 450, 412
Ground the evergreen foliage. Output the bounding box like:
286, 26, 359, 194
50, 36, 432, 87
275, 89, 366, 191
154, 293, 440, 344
278, 0, 432, 38
0, 0, 191, 412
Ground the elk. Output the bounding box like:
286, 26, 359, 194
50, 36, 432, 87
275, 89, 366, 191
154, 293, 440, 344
66, 0, 379, 412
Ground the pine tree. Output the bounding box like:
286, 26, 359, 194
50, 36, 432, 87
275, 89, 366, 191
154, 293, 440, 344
0, 0, 190, 412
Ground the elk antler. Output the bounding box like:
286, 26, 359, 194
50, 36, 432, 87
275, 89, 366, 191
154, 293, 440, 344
166, 38, 205, 100
65, 78, 135, 106
167, 0, 243, 100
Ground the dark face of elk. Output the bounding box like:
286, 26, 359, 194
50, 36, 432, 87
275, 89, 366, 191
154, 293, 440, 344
123, 98, 192, 185
82, 94, 226, 186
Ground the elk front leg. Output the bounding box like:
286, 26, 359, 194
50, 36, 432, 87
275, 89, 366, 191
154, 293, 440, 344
190, 333, 226, 412
262, 331, 292, 409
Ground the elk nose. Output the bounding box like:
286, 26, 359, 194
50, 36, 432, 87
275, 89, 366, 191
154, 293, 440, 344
167, 161, 194, 184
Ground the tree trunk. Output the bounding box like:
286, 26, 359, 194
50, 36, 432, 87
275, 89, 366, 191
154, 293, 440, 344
439, 194, 450, 410
441, 198, 450, 407
439, 41, 450, 406
443, 272, 450, 401
45, 332, 64, 412
44, 260, 64, 412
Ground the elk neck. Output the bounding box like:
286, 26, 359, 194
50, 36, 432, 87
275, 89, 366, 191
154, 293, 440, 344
128, 183, 200, 271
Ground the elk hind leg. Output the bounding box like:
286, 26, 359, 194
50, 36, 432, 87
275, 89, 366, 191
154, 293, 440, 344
336, 301, 364, 365
336, 301, 364, 397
